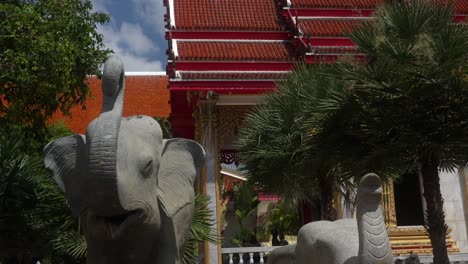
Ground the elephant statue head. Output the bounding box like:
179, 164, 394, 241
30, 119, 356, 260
43, 56, 205, 263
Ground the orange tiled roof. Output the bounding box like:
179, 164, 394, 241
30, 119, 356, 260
179, 72, 289, 80
291, 0, 383, 8
51, 75, 170, 134
300, 18, 364, 37
174, 0, 283, 31
177, 41, 297, 61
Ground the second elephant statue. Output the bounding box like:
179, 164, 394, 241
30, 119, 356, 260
267, 173, 393, 264
44, 56, 205, 264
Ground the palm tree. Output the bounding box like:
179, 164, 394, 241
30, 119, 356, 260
0, 130, 45, 264
239, 64, 357, 221
30, 168, 86, 264
0, 123, 88, 264
330, 1, 468, 262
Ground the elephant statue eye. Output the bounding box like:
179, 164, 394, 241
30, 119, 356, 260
141, 157, 154, 178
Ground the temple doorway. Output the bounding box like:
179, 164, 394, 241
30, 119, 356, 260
394, 172, 425, 226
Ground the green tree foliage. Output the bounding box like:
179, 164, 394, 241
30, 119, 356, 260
227, 182, 259, 230
0, 0, 111, 138
0, 123, 86, 263
259, 201, 299, 239
31, 123, 86, 264
154, 116, 173, 138
0, 131, 45, 263
239, 64, 356, 220
328, 1, 468, 263
223, 182, 260, 247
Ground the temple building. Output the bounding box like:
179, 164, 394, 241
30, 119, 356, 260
164, 0, 468, 262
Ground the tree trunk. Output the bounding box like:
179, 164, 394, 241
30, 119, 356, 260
299, 199, 321, 225
320, 193, 337, 221
418, 156, 450, 264
319, 177, 337, 221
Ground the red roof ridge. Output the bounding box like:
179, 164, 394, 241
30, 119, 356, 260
286, 6, 376, 10
176, 39, 292, 43
289, 0, 384, 9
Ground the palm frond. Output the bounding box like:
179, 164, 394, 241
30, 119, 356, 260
51, 232, 87, 259
346, 20, 379, 58
182, 194, 218, 264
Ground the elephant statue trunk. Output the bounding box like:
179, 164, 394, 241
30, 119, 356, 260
267, 173, 393, 264
356, 174, 393, 263
86, 56, 126, 216
44, 55, 206, 263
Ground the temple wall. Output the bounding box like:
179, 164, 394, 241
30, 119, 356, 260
440, 170, 468, 252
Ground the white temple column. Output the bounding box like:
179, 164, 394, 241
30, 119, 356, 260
196, 93, 221, 264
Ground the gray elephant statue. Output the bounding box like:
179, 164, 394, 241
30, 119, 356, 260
43, 56, 205, 264
267, 173, 393, 264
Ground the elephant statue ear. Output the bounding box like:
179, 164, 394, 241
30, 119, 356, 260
43, 134, 87, 216
157, 138, 205, 217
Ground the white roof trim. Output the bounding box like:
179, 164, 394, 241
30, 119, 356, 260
298, 16, 373, 20
168, 0, 176, 27
170, 78, 279, 82
309, 53, 365, 56
172, 39, 179, 58
221, 170, 248, 181
178, 70, 290, 74
174, 79, 281, 82
125, 72, 166, 76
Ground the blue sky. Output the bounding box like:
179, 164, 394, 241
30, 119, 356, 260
92, 0, 167, 72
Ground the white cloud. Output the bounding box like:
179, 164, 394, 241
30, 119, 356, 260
131, 0, 166, 36
119, 23, 157, 56
98, 22, 163, 71
118, 52, 163, 72
90, 0, 165, 71
91, 0, 109, 13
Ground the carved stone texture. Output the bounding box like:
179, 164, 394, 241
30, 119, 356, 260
43, 56, 205, 264
356, 174, 393, 264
